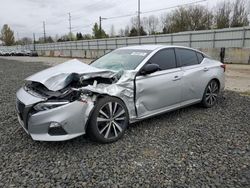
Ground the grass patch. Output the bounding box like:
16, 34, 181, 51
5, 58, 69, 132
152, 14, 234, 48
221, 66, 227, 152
239, 91, 250, 97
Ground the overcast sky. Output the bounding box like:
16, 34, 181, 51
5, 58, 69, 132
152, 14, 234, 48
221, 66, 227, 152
0, 0, 228, 39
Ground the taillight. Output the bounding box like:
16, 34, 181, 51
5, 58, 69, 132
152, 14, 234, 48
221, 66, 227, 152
220, 64, 226, 72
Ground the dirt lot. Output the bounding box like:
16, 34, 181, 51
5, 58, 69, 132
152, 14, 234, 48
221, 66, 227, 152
225, 64, 250, 93
0, 57, 249, 187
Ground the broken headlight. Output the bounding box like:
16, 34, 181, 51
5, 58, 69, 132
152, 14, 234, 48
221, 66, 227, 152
33, 101, 69, 111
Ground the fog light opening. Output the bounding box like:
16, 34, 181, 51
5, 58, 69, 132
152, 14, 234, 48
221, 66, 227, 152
48, 122, 67, 136
49, 122, 61, 128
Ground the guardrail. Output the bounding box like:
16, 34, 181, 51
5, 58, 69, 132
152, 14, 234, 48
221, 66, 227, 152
0, 27, 250, 52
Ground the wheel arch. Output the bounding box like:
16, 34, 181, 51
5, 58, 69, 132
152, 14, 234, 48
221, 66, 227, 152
85, 94, 130, 132
210, 78, 221, 90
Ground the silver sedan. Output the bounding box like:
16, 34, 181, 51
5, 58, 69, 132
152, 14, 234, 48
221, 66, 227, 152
16, 45, 225, 143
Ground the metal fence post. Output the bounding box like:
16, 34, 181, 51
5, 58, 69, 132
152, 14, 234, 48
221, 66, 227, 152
115, 38, 118, 49
213, 31, 216, 48
70, 42, 73, 57
189, 33, 192, 47
242, 27, 246, 48
170, 34, 173, 45
97, 40, 99, 50
154, 35, 157, 44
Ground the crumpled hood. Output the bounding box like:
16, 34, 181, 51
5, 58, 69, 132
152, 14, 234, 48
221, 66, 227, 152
25, 59, 116, 91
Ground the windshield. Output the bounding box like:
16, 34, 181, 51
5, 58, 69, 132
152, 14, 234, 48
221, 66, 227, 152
91, 49, 152, 71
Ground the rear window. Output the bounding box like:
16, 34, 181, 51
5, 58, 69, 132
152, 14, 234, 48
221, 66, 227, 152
175, 48, 199, 67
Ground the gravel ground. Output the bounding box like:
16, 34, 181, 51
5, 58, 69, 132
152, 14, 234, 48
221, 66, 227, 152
0, 56, 92, 66
0, 58, 250, 187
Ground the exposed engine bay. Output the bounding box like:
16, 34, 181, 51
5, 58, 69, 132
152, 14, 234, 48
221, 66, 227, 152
23, 59, 137, 119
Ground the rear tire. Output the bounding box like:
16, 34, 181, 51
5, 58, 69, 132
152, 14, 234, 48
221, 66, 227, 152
87, 96, 129, 143
201, 80, 219, 108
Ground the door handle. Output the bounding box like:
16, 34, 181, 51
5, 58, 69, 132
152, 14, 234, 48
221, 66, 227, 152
203, 67, 209, 72
173, 75, 181, 81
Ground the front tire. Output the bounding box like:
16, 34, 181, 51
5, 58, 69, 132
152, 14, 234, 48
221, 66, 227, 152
201, 80, 220, 108
87, 96, 129, 143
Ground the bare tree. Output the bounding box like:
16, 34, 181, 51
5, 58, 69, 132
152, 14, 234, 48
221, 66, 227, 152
161, 13, 173, 33
130, 16, 147, 30
215, 1, 232, 29
189, 5, 213, 30
124, 26, 130, 37
160, 5, 214, 33
130, 17, 139, 29
119, 28, 125, 37
231, 0, 249, 27
18, 37, 32, 45
144, 15, 159, 34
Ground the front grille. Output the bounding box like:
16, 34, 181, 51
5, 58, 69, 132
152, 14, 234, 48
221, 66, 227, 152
16, 100, 25, 112
16, 99, 32, 130
16, 100, 25, 120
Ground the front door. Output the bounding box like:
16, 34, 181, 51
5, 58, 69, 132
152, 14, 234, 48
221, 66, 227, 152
135, 48, 183, 118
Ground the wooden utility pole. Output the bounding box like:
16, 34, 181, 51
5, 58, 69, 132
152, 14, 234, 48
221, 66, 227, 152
43, 21, 46, 43
138, 0, 141, 36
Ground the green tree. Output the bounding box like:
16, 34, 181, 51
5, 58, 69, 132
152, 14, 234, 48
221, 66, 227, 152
92, 22, 108, 39
57, 34, 70, 42
46, 36, 54, 43
0, 24, 15, 46
161, 5, 213, 33
129, 26, 147, 36
129, 27, 138, 36
76, 32, 83, 40
139, 26, 147, 36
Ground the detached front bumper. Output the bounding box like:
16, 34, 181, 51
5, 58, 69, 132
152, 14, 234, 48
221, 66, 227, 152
16, 88, 93, 141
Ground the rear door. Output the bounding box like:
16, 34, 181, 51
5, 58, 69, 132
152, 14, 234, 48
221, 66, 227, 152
175, 48, 208, 103
135, 48, 183, 118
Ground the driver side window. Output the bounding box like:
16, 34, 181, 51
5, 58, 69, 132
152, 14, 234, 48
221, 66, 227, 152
148, 48, 177, 70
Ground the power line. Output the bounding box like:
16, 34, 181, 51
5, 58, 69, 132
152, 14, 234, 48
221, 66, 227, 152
98, 0, 207, 29
104, 13, 136, 20
141, 0, 207, 14
16, 0, 208, 38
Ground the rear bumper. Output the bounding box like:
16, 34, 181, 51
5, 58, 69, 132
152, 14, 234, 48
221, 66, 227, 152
16, 88, 94, 141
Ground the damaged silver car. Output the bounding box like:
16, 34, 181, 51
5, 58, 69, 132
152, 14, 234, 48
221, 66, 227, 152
16, 45, 225, 143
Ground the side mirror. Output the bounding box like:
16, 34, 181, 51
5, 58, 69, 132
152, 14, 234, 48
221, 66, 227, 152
140, 64, 160, 75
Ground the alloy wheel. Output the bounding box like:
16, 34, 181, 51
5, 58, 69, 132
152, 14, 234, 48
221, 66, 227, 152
96, 102, 126, 139
205, 81, 219, 106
